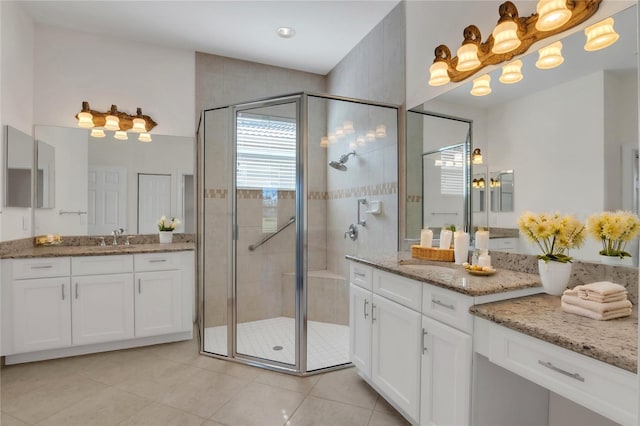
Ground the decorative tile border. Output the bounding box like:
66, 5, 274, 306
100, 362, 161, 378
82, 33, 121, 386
204, 182, 397, 201
204, 189, 228, 199
407, 194, 423, 203
327, 182, 397, 200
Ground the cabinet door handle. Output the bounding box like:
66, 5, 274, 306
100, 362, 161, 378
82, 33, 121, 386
422, 329, 428, 354
538, 360, 585, 382
354, 271, 366, 278
432, 298, 455, 311
363, 299, 369, 319
371, 303, 376, 322
149, 259, 167, 263
31, 265, 53, 269
61, 284, 65, 300
138, 279, 142, 294
75, 283, 79, 299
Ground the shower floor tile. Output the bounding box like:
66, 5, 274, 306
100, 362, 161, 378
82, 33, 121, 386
204, 317, 349, 371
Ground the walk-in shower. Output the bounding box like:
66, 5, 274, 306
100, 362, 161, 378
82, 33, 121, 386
197, 92, 399, 375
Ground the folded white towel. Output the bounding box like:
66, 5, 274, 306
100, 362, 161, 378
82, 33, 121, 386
561, 301, 632, 321
578, 281, 627, 296
564, 286, 627, 303
561, 294, 632, 314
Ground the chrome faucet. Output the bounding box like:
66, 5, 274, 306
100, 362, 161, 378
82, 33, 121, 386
112, 228, 124, 245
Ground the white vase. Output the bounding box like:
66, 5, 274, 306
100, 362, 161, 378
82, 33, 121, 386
159, 231, 173, 244
600, 254, 633, 266
537, 259, 572, 296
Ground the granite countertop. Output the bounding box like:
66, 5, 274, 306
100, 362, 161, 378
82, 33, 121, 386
0, 242, 195, 259
470, 294, 638, 373
346, 253, 542, 297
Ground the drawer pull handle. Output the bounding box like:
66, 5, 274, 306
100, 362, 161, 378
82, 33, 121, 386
432, 298, 455, 310
354, 271, 366, 278
149, 259, 167, 263
31, 265, 53, 269
61, 284, 65, 300
75, 283, 79, 299
363, 299, 369, 319
538, 360, 585, 382
138, 279, 142, 294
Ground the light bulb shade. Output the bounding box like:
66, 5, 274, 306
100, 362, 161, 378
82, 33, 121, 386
366, 131, 376, 142
584, 18, 619, 51
536, 41, 564, 69
456, 43, 481, 71
356, 135, 365, 146
471, 75, 492, 96
90, 128, 105, 138
138, 133, 152, 143
131, 117, 147, 133
328, 133, 336, 144
343, 121, 355, 134
375, 125, 387, 138
472, 148, 483, 164
320, 136, 329, 147
77, 111, 94, 128
114, 130, 128, 140
492, 21, 521, 54
335, 127, 344, 138
429, 61, 450, 86
499, 60, 523, 84
535, 0, 572, 31
104, 114, 120, 131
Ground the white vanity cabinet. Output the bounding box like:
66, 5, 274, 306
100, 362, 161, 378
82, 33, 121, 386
349, 282, 372, 378
10, 257, 72, 353
2, 250, 194, 364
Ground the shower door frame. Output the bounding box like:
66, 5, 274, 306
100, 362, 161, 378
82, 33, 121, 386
229, 95, 308, 373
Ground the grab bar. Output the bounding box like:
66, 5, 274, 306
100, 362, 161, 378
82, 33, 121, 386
431, 212, 459, 215
248, 216, 295, 251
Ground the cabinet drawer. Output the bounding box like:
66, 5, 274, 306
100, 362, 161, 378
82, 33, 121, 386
350, 262, 373, 291
72, 255, 133, 276
373, 269, 421, 311
134, 252, 180, 272
12, 257, 70, 279
422, 285, 474, 333
489, 325, 637, 426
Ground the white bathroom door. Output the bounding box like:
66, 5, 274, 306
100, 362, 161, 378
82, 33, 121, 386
138, 174, 172, 234
88, 166, 127, 235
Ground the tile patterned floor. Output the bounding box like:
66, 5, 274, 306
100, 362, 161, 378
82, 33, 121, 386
204, 317, 350, 371
0, 333, 409, 426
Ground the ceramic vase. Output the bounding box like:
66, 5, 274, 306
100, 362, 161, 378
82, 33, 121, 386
537, 259, 572, 295
159, 231, 173, 244
600, 254, 633, 267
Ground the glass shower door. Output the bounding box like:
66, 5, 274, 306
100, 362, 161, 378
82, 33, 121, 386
233, 99, 300, 367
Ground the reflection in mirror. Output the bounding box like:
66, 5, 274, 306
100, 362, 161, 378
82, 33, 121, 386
411, 5, 638, 264
490, 170, 514, 212
36, 140, 55, 209
33, 125, 195, 237
4, 125, 33, 208
406, 110, 471, 247
472, 174, 486, 212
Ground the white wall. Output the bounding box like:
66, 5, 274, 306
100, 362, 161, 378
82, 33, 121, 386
34, 24, 195, 137
1, 1, 35, 241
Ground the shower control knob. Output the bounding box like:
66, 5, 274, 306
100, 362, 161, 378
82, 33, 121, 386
344, 224, 358, 241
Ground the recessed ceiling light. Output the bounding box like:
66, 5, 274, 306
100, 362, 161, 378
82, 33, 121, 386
277, 27, 296, 38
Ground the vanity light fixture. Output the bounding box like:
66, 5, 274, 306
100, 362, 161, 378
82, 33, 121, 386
471, 148, 484, 164
428, 0, 602, 86
536, 41, 564, 69
75, 101, 157, 141
472, 177, 486, 188
490, 178, 502, 188
499, 60, 524, 84
584, 17, 619, 51
535, 0, 572, 31
470, 75, 492, 96
491, 1, 521, 54
90, 128, 105, 138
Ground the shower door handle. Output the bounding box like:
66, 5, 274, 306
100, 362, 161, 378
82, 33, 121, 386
363, 299, 369, 319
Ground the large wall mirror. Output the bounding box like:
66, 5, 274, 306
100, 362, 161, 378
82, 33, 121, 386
32, 125, 195, 237
4, 125, 34, 208
406, 4, 639, 264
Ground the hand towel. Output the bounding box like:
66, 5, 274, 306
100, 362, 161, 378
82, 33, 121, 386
561, 301, 632, 321
578, 281, 627, 296
564, 286, 627, 303
561, 294, 632, 314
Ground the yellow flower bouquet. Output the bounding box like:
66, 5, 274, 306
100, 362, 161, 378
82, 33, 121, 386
586, 210, 640, 258
518, 212, 585, 263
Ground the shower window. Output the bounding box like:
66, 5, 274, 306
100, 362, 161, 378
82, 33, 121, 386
438, 146, 465, 196
236, 113, 296, 190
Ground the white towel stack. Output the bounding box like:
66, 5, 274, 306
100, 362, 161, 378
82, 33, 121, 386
561, 282, 632, 321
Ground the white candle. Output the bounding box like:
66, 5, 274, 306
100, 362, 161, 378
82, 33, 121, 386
439, 229, 453, 249
454, 231, 470, 264
420, 229, 433, 248
478, 253, 492, 268
475, 230, 489, 251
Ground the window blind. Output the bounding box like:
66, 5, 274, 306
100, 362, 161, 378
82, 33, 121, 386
440, 146, 464, 195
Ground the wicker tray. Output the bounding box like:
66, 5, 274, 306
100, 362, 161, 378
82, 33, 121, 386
410, 245, 454, 262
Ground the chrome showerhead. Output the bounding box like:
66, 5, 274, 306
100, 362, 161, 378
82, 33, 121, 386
329, 151, 355, 171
